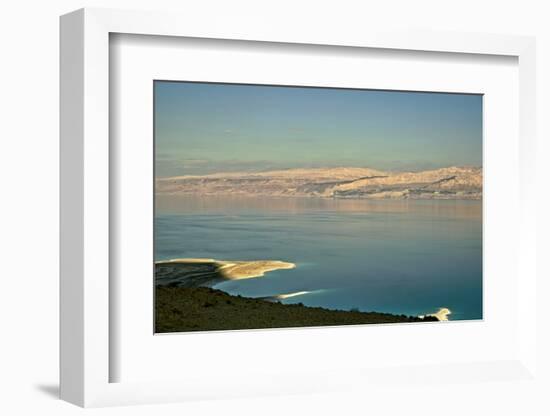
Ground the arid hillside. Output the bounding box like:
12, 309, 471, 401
156, 166, 482, 200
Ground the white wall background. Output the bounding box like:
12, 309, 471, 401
0, 1, 548, 415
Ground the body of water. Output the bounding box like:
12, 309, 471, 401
155, 195, 482, 321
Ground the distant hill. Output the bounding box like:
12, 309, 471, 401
156, 166, 482, 200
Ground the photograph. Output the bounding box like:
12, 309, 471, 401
154, 81, 483, 333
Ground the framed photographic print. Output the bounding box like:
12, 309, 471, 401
60, 8, 539, 408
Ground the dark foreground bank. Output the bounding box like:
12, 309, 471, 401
155, 286, 438, 333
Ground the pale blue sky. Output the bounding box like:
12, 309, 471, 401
155, 81, 482, 177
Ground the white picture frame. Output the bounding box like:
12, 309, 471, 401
60, 7, 538, 407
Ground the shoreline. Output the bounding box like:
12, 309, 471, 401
154, 259, 443, 332
155, 258, 296, 287
155, 286, 439, 333
156, 192, 481, 201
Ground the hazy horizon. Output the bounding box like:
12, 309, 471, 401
155, 81, 482, 177
156, 163, 482, 178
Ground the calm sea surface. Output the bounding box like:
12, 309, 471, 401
155, 195, 482, 321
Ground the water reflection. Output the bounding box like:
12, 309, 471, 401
156, 194, 482, 220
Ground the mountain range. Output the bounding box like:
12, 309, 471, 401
156, 166, 482, 200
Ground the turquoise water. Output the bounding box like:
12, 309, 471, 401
155, 195, 482, 321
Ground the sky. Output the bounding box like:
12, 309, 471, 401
155, 81, 482, 177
